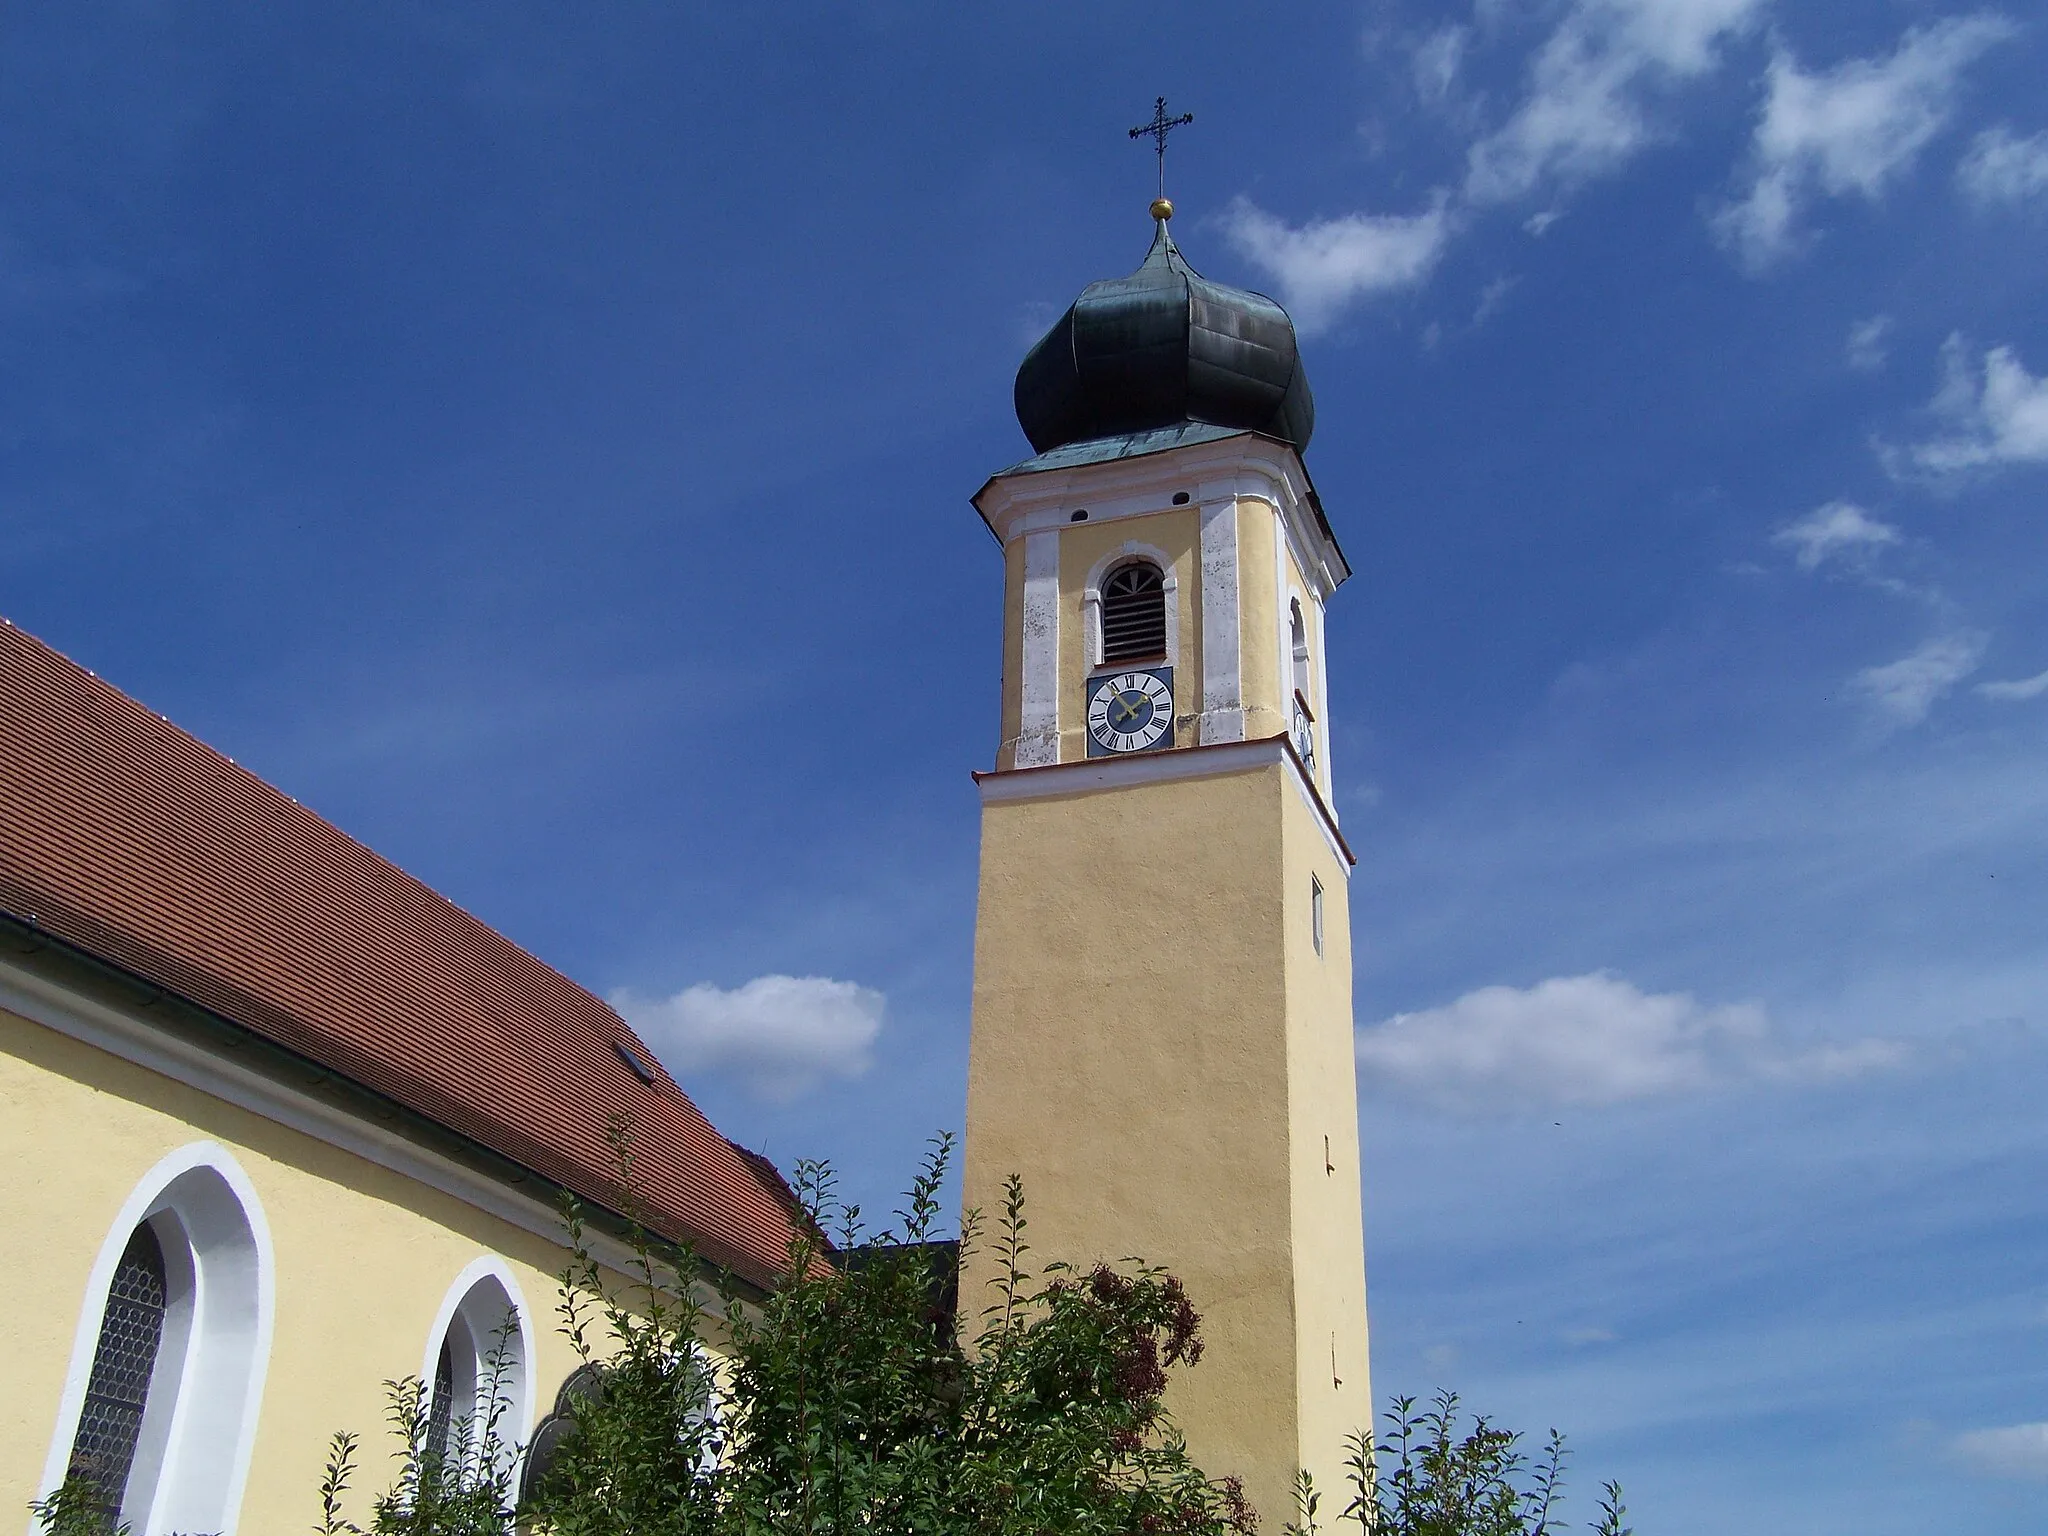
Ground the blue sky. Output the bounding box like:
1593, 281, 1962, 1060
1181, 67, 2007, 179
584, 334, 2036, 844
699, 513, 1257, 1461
5, 3, 2048, 1529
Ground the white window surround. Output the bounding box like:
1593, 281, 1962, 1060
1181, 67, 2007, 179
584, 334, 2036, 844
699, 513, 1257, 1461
421, 1256, 538, 1476
1081, 540, 1180, 673
681, 1338, 727, 1471
1289, 599, 1311, 700
36, 1141, 273, 1536
1277, 565, 1334, 812
1288, 596, 1325, 793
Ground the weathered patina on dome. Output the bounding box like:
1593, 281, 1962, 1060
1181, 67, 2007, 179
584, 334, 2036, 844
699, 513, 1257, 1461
1014, 219, 1314, 456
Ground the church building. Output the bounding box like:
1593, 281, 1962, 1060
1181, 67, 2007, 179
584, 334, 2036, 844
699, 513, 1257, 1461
1, 192, 1369, 1536
0, 618, 808, 1529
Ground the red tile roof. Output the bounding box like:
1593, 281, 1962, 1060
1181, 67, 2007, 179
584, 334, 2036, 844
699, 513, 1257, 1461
0, 616, 805, 1289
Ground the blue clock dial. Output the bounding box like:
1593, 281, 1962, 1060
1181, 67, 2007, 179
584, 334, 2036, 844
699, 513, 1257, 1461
1086, 668, 1174, 756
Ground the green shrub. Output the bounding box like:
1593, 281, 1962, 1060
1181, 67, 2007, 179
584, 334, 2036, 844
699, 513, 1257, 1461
521, 1130, 1256, 1536
29, 1123, 1630, 1536
1288, 1392, 1631, 1536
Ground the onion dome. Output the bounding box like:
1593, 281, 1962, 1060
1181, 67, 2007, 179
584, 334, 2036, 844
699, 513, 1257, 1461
1014, 215, 1314, 457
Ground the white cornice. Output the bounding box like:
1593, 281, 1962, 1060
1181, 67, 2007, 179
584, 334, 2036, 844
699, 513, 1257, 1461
0, 958, 699, 1295
973, 434, 1348, 600
974, 734, 1355, 869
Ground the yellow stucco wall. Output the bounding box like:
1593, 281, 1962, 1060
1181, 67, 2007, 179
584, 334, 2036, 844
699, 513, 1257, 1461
961, 758, 1370, 1527
1280, 780, 1373, 1500
0, 1003, 662, 1530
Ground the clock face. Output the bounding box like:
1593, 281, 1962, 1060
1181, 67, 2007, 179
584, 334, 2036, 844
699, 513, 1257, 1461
1086, 668, 1174, 756
1293, 703, 1317, 775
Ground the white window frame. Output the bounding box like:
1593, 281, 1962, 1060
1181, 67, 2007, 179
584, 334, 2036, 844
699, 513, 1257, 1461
37, 1142, 274, 1536
1289, 598, 1311, 701
421, 1257, 537, 1481
1082, 540, 1181, 674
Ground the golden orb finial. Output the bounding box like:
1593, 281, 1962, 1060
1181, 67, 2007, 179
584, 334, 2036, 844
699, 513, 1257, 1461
1150, 196, 1175, 221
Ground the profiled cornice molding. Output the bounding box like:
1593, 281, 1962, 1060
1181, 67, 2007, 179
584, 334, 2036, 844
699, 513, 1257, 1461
0, 941, 742, 1304
972, 432, 1349, 600
973, 733, 1355, 868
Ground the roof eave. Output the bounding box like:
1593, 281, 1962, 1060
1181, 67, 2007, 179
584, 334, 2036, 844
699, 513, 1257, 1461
972, 426, 1351, 592
0, 906, 780, 1301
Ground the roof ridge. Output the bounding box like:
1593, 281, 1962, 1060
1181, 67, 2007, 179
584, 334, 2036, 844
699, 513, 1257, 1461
0, 614, 802, 1287
0, 615, 640, 1030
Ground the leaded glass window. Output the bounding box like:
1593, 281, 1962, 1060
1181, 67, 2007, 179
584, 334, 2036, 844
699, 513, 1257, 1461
67, 1224, 168, 1511
426, 1336, 456, 1468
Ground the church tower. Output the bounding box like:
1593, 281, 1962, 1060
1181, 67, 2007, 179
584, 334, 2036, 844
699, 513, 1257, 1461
960, 203, 1370, 1526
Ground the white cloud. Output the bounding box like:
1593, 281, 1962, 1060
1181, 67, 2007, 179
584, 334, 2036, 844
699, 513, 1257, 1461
1773, 499, 1899, 571
1473, 275, 1517, 325
1846, 313, 1893, 371
1355, 972, 1901, 1115
1234, 0, 1761, 326
1976, 669, 2048, 701
1954, 1423, 2048, 1480
1908, 335, 2048, 473
1851, 631, 1988, 727
1713, 15, 2015, 270
1413, 24, 1470, 106
1221, 195, 1452, 335
613, 973, 883, 1102
1466, 0, 1765, 205
1958, 125, 2048, 205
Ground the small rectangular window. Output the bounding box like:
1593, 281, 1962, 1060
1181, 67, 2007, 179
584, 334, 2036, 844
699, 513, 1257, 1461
1311, 876, 1325, 956
613, 1039, 657, 1084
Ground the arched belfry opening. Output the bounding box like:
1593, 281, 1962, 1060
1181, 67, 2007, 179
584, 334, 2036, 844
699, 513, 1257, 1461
1100, 561, 1167, 664
1290, 599, 1311, 700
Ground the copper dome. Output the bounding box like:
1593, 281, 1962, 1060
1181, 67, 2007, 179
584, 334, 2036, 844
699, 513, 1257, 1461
1014, 220, 1314, 457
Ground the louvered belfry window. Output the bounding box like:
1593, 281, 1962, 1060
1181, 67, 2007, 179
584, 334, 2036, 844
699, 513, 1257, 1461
1101, 562, 1167, 663
68, 1224, 170, 1510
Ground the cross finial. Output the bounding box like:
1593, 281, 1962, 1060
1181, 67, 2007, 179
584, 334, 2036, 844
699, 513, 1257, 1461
1129, 96, 1193, 220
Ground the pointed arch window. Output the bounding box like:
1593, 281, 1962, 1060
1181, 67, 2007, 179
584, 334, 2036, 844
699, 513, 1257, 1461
45, 1146, 270, 1534
422, 1266, 532, 1484
1101, 561, 1167, 663
66, 1224, 169, 1512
